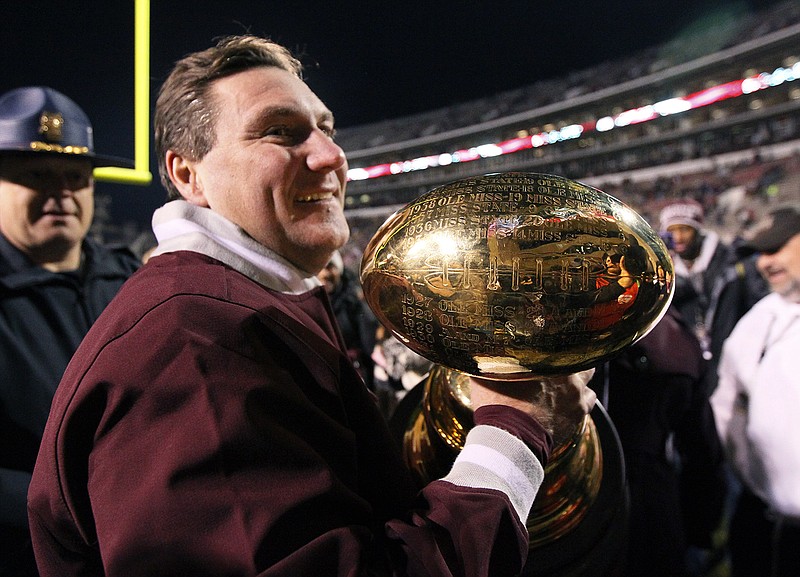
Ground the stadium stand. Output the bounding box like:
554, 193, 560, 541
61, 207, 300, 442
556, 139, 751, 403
337, 0, 800, 259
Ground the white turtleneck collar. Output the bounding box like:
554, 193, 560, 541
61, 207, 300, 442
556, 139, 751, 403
149, 200, 322, 295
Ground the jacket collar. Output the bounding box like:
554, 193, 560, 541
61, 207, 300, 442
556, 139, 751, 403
150, 200, 322, 295
0, 233, 129, 288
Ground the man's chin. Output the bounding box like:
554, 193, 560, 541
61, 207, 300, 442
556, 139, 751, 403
775, 282, 800, 303
42, 231, 82, 245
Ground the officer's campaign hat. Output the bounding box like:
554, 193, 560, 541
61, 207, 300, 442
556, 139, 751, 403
0, 86, 133, 168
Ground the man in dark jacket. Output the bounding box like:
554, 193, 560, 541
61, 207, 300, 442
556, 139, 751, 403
0, 86, 139, 576
590, 308, 726, 576
659, 199, 768, 395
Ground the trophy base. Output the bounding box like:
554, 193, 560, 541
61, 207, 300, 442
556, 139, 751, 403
388, 382, 628, 577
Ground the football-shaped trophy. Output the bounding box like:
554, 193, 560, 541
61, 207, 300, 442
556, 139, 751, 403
361, 172, 673, 379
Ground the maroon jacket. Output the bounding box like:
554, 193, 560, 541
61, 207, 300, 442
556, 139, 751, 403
28, 251, 537, 577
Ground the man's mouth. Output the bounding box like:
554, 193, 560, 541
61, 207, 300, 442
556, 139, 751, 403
765, 269, 785, 281
296, 192, 335, 203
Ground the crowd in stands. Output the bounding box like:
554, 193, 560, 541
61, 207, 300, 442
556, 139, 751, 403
334, 0, 800, 152
341, 146, 800, 267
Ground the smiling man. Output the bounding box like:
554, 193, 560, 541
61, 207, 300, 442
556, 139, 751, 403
710, 202, 800, 577
27, 36, 596, 577
0, 86, 140, 577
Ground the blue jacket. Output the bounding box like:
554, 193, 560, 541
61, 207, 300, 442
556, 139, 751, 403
0, 232, 139, 565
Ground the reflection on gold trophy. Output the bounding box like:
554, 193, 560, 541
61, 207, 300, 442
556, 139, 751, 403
361, 173, 674, 576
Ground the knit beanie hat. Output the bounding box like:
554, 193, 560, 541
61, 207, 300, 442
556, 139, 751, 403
658, 199, 704, 233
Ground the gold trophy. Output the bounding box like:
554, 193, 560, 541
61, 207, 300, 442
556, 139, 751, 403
361, 173, 674, 576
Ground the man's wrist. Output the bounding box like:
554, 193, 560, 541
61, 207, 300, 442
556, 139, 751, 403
473, 404, 554, 466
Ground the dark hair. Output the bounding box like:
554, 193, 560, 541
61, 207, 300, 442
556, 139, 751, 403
619, 241, 647, 276
154, 35, 303, 200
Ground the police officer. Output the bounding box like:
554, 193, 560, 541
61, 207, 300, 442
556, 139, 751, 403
0, 87, 139, 576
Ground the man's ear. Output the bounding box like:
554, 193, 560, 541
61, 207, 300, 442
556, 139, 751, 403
165, 150, 209, 207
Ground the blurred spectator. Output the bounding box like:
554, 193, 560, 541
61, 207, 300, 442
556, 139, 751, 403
129, 228, 158, 263
590, 307, 726, 577
372, 325, 433, 417
318, 250, 379, 390
658, 199, 768, 395
710, 203, 800, 577
0, 86, 139, 576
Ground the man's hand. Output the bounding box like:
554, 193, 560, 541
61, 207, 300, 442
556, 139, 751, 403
469, 369, 597, 446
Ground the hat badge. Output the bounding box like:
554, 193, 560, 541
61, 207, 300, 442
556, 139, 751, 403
38, 111, 63, 143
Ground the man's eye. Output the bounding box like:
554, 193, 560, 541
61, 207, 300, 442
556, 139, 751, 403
67, 172, 90, 187
264, 126, 291, 137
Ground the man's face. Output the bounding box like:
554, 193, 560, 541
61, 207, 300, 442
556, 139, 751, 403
605, 255, 621, 276
666, 224, 699, 259
182, 66, 349, 274
757, 232, 800, 302
0, 155, 94, 258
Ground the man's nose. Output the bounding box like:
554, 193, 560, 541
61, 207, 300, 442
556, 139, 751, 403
306, 131, 347, 172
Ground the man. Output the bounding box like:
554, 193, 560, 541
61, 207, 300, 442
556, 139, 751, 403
710, 202, 800, 577
27, 36, 595, 577
590, 306, 726, 577
0, 86, 139, 576
659, 199, 767, 393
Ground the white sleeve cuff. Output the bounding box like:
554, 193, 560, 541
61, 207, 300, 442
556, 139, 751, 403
440, 424, 544, 523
